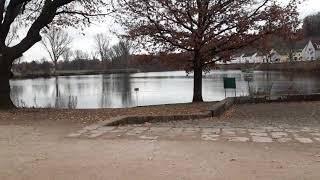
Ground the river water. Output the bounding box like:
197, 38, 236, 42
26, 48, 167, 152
9, 70, 320, 109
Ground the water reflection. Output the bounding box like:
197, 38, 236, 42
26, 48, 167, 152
54, 77, 78, 109
10, 70, 320, 109
100, 74, 133, 107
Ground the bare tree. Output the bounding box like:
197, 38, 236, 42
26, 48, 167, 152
42, 28, 72, 75
62, 48, 73, 62
0, 0, 113, 108
108, 40, 132, 69
74, 50, 89, 60
94, 33, 110, 68
117, 0, 300, 102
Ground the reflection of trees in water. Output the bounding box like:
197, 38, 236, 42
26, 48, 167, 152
53, 77, 78, 109
100, 73, 133, 108
280, 72, 300, 94
120, 73, 133, 106
247, 71, 275, 97
100, 75, 112, 107
248, 71, 320, 96
10, 85, 26, 107
32, 80, 51, 95
278, 72, 319, 94
11, 77, 78, 108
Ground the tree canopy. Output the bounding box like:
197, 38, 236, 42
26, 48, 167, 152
303, 12, 320, 38
0, 0, 113, 109
116, 0, 300, 102
0, 0, 111, 60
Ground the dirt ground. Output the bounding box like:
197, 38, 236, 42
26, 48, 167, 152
151, 101, 320, 128
1, 102, 320, 180
0, 102, 215, 126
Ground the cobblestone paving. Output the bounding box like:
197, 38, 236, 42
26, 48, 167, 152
67, 125, 320, 144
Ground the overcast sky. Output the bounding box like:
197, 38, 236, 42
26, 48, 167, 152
22, 0, 320, 62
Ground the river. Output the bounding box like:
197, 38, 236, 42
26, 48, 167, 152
9, 70, 320, 109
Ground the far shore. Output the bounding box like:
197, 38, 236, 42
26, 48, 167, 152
11, 60, 320, 80
12, 68, 141, 79
217, 60, 320, 72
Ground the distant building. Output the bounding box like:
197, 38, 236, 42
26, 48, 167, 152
302, 40, 320, 61
242, 52, 256, 63
269, 49, 289, 63
254, 52, 267, 63
292, 50, 303, 61
226, 40, 320, 64
230, 53, 244, 64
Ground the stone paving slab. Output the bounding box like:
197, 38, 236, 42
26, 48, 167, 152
252, 136, 273, 143
250, 132, 268, 137
67, 125, 320, 145
228, 137, 250, 142
277, 138, 293, 143
201, 134, 220, 141
295, 138, 313, 144
271, 132, 288, 139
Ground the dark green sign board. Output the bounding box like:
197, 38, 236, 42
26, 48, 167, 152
223, 77, 236, 89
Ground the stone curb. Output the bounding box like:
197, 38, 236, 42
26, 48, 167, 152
76, 113, 211, 131
208, 97, 235, 117
105, 113, 211, 126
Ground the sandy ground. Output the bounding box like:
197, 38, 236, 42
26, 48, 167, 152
1, 102, 320, 179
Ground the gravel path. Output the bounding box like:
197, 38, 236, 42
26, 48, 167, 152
1, 101, 320, 179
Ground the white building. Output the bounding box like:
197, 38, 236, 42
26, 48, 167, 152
230, 53, 244, 64
268, 49, 288, 63
254, 52, 267, 63
242, 52, 256, 63
292, 50, 303, 61
229, 49, 290, 64
302, 40, 320, 61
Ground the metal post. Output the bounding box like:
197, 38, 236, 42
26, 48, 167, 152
134, 88, 139, 107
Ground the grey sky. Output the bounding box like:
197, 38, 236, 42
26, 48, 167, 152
23, 0, 320, 62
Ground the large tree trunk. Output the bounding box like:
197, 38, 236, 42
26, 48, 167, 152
0, 57, 15, 109
192, 51, 203, 102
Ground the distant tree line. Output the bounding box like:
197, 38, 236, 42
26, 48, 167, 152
303, 12, 320, 38
16, 10, 320, 77
12, 52, 191, 76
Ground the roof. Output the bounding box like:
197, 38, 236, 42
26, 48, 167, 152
231, 52, 244, 58
304, 37, 320, 50
312, 41, 320, 50
270, 49, 288, 56
256, 51, 266, 56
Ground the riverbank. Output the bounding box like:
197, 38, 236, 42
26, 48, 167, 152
0, 102, 217, 125
13, 60, 320, 80
218, 60, 320, 72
